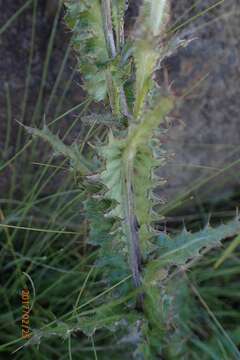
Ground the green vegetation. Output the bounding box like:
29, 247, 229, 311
0, 1, 240, 359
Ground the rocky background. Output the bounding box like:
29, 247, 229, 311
161, 0, 240, 208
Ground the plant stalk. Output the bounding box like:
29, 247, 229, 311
123, 158, 142, 289
101, 0, 130, 118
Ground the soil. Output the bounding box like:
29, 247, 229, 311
0, 0, 240, 209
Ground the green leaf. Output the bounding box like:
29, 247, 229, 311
111, 0, 126, 50
133, 0, 171, 118
146, 218, 240, 278
100, 97, 173, 253
64, 0, 109, 100
24, 124, 92, 174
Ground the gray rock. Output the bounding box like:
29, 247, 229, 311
159, 0, 240, 204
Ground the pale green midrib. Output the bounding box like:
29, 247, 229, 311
122, 156, 141, 287
120, 97, 174, 287
127, 97, 174, 156
150, 0, 168, 36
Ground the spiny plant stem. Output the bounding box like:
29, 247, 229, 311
101, 0, 142, 287
17, 1, 240, 356
101, 0, 129, 117
101, 0, 117, 57
123, 156, 142, 289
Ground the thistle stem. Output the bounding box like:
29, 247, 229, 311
101, 0, 130, 118
101, 0, 116, 57
122, 151, 143, 309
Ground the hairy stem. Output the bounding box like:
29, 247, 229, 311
122, 97, 174, 289
101, 0, 130, 117
101, 0, 116, 57
123, 157, 142, 289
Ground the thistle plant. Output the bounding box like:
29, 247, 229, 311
24, 0, 240, 357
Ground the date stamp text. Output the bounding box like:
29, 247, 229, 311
21, 288, 31, 339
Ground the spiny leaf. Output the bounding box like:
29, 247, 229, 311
26, 313, 140, 345
146, 218, 240, 278
133, 0, 171, 118
134, 0, 170, 39
158, 218, 240, 264
111, 0, 127, 50
25, 124, 91, 174
64, 0, 109, 100
133, 40, 158, 118
140, 276, 194, 359
64, 0, 131, 116
148, 0, 170, 37
100, 97, 173, 276
101, 98, 173, 216
101, 134, 126, 219
84, 195, 130, 289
